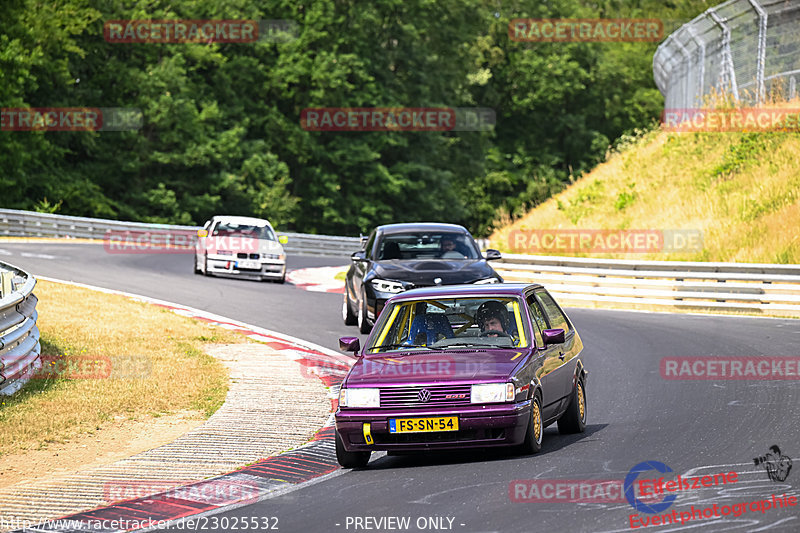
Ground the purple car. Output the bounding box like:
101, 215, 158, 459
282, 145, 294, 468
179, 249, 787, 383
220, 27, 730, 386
334, 283, 588, 468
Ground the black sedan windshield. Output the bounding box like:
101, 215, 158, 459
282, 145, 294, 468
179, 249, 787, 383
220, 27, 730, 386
377, 233, 480, 260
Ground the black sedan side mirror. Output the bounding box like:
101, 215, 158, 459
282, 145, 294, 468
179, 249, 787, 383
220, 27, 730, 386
351, 251, 367, 262
484, 249, 502, 261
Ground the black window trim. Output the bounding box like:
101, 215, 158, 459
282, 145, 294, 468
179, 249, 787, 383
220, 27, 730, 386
533, 289, 574, 340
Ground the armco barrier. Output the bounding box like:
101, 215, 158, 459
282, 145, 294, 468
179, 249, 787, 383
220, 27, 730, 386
0, 208, 360, 259
3, 209, 799, 317
0, 261, 41, 395
494, 254, 800, 317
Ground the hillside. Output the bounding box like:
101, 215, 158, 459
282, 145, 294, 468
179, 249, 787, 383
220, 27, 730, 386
490, 111, 800, 264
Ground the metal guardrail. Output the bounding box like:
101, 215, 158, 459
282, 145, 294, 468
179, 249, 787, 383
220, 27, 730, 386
3, 209, 799, 316
0, 261, 41, 396
0, 208, 360, 259
495, 254, 800, 317
654, 0, 800, 108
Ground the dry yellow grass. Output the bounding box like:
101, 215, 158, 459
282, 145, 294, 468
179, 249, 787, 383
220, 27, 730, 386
491, 103, 800, 264
0, 280, 242, 455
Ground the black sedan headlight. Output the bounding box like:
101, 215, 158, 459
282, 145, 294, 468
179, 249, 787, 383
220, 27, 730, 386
370, 279, 406, 293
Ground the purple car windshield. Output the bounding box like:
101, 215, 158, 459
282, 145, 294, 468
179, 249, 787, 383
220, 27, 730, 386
369, 297, 529, 353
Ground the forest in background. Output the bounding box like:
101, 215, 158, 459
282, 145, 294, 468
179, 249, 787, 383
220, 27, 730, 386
1, 0, 714, 236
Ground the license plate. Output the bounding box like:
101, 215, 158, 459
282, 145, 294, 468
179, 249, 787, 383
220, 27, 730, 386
236, 259, 260, 269
389, 416, 458, 433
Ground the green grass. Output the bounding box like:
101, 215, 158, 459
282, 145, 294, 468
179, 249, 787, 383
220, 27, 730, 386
492, 103, 800, 264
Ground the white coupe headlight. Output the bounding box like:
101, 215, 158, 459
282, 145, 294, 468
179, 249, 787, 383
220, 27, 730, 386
470, 383, 515, 404
474, 277, 500, 284
340, 388, 380, 408
371, 279, 405, 293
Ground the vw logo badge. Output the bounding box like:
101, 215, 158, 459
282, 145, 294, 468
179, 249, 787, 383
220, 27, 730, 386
434, 277, 442, 285
418, 388, 431, 403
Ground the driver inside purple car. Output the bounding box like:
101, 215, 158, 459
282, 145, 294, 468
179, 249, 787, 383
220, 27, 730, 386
475, 300, 509, 337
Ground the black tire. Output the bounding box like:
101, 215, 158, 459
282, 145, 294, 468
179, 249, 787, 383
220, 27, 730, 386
335, 430, 370, 468
519, 394, 543, 454
343, 288, 357, 325
557, 378, 587, 434
357, 289, 372, 334
202, 255, 211, 277
193, 255, 201, 275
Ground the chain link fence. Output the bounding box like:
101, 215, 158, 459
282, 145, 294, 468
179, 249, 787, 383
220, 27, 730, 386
654, 0, 800, 109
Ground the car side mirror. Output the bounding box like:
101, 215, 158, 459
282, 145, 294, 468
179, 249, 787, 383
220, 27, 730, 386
197, 229, 209, 238
339, 336, 361, 354
484, 249, 502, 261
542, 328, 565, 345
351, 251, 367, 262
278, 235, 289, 244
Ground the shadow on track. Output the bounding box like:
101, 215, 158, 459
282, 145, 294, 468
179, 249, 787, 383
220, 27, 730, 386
360, 423, 608, 471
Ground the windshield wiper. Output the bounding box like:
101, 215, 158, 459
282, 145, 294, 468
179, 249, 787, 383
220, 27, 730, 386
440, 342, 499, 349
367, 343, 445, 352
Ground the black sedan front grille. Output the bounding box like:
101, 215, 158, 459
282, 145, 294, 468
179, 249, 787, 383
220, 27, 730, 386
380, 385, 471, 408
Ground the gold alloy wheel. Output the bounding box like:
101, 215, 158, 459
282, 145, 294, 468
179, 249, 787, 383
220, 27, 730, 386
577, 382, 585, 421
533, 400, 542, 442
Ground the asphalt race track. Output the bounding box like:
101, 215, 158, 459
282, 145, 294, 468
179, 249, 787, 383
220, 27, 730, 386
3, 242, 799, 533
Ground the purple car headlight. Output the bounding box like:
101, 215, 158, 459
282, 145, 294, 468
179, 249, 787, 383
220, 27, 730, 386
470, 383, 515, 404
339, 387, 380, 408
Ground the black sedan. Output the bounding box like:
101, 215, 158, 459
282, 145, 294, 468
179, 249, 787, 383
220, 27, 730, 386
342, 223, 503, 333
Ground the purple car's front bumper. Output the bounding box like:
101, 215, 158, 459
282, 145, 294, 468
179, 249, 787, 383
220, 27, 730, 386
335, 400, 533, 452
